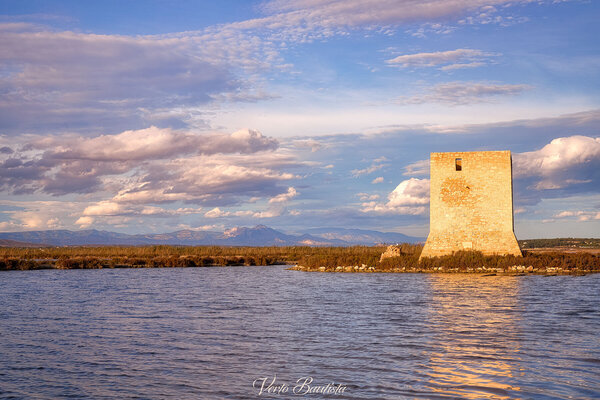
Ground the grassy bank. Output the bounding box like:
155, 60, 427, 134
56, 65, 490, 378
1, 244, 599, 274
0, 245, 378, 271
294, 245, 600, 274
519, 238, 600, 249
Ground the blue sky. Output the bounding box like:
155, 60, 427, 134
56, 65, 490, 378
0, 0, 599, 238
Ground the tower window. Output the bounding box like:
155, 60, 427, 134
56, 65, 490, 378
455, 158, 462, 171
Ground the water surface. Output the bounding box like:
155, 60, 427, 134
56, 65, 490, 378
1, 267, 599, 399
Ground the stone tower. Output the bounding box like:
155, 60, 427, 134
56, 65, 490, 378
420, 151, 521, 259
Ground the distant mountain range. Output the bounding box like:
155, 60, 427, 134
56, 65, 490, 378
0, 225, 423, 247
0, 239, 43, 248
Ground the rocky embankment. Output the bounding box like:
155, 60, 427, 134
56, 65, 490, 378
290, 245, 599, 275
289, 264, 588, 275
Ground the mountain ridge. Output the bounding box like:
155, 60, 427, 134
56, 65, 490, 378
0, 226, 424, 247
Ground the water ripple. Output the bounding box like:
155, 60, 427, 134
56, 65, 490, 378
0, 268, 599, 399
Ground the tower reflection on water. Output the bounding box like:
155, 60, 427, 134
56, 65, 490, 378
422, 275, 523, 399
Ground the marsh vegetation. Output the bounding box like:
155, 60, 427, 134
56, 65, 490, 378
1, 244, 599, 274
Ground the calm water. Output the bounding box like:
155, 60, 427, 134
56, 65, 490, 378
1, 267, 599, 400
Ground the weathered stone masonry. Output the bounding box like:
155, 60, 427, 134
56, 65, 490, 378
420, 151, 522, 259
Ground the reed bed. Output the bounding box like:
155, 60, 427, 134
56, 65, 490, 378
1, 244, 599, 273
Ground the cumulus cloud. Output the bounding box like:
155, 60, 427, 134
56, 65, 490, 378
204, 206, 286, 219
361, 178, 429, 215
387, 178, 430, 206
0, 125, 303, 230
112, 158, 297, 205
35, 127, 277, 162
204, 207, 254, 218
81, 201, 202, 218
74, 200, 205, 228
357, 193, 380, 201
202, 187, 297, 219
75, 216, 94, 228
554, 210, 600, 222
269, 187, 298, 204
0, 127, 279, 196
70, 156, 298, 226
398, 81, 531, 105
372, 177, 384, 184
0, 200, 79, 231
513, 135, 600, 191
205, 208, 227, 218
386, 48, 495, 70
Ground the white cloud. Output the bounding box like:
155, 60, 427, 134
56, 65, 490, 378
204, 206, 285, 219
293, 139, 324, 152
458, 5, 529, 26
361, 178, 429, 215
357, 193, 380, 201
0, 126, 303, 231
269, 187, 298, 203
0, 127, 283, 197
0, 200, 80, 231
75, 216, 94, 228
35, 127, 278, 162
403, 159, 430, 176
372, 177, 384, 184
0, 0, 562, 136
252, 209, 283, 218
386, 48, 494, 69
387, 178, 430, 207
261, 0, 523, 31
514, 135, 600, 190
515, 135, 600, 176
111, 158, 297, 206
0, 220, 24, 231
554, 210, 600, 221
398, 82, 531, 105
82, 201, 124, 217
205, 207, 233, 218
440, 62, 486, 71
351, 161, 387, 177
81, 201, 203, 218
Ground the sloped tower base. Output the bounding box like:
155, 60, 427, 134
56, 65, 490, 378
420, 230, 522, 258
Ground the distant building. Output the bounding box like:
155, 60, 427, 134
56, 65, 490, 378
420, 151, 522, 259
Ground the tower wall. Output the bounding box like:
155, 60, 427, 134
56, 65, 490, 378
420, 151, 521, 259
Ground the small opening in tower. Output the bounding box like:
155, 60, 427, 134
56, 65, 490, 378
455, 158, 462, 171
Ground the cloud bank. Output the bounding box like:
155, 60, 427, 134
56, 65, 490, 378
399, 82, 531, 105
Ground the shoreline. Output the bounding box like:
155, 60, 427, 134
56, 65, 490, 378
1, 244, 599, 273
288, 265, 594, 275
